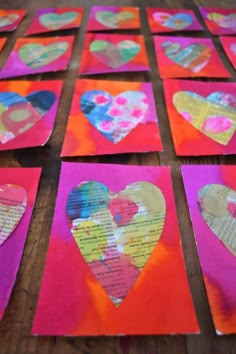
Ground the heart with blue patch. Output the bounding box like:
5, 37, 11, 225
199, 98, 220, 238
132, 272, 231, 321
153, 12, 193, 30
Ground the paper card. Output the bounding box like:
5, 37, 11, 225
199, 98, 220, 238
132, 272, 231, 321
79, 33, 150, 75
0, 9, 25, 32
146, 8, 203, 33
0, 37, 6, 52
86, 6, 140, 32
61, 79, 163, 156
220, 36, 236, 70
0, 36, 74, 79
163, 79, 236, 156
0, 168, 41, 321
200, 7, 236, 35
0, 80, 62, 151
182, 165, 236, 334
25, 8, 83, 36
154, 36, 231, 79
32, 162, 199, 335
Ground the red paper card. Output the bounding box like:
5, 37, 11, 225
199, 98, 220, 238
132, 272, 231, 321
0, 9, 25, 32
220, 36, 236, 70
200, 7, 236, 35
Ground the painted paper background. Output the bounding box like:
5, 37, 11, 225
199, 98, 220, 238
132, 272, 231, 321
0, 36, 74, 79
86, 6, 140, 32
32, 162, 199, 335
164, 79, 236, 156
200, 7, 236, 35
220, 36, 236, 70
0, 37, 6, 53
0, 80, 63, 151
0, 9, 25, 32
61, 79, 162, 156
79, 33, 150, 75
154, 36, 231, 79
0, 168, 41, 321
25, 8, 83, 36
147, 8, 203, 33
182, 165, 236, 334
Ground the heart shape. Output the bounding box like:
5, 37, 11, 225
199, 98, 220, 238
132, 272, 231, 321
18, 42, 69, 69
173, 91, 236, 145
66, 181, 166, 305
0, 90, 56, 144
230, 43, 236, 55
162, 41, 211, 73
39, 12, 79, 30
152, 12, 193, 30
89, 40, 141, 69
0, 13, 19, 28
80, 90, 149, 143
0, 184, 27, 246
207, 12, 236, 29
95, 11, 135, 29
198, 184, 236, 256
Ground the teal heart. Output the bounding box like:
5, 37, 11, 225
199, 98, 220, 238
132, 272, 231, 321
39, 12, 79, 30
95, 11, 135, 29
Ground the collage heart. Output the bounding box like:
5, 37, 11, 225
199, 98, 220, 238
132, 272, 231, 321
173, 90, 236, 145
0, 90, 56, 144
39, 12, 79, 30
80, 89, 149, 143
95, 11, 135, 29
0, 184, 27, 246
0, 13, 19, 28
66, 181, 166, 305
207, 12, 236, 29
198, 183, 236, 256
152, 12, 193, 30
89, 40, 141, 68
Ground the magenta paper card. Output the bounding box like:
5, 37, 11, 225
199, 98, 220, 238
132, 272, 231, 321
0, 168, 41, 321
200, 7, 236, 35
79, 33, 150, 75
182, 165, 236, 334
220, 36, 236, 70
25, 8, 83, 36
0, 36, 74, 79
154, 36, 231, 78
0, 80, 62, 151
86, 6, 140, 32
32, 162, 199, 335
0, 9, 25, 32
147, 8, 203, 33
163, 79, 236, 156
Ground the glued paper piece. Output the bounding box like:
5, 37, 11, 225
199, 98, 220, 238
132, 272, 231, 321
61, 79, 163, 156
200, 7, 236, 35
154, 36, 231, 79
0, 9, 25, 32
220, 36, 236, 70
0, 36, 74, 79
0, 168, 41, 321
32, 162, 199, 335
164, 79, 236, 156
182, 165, 236, 334
26, 8, 83, 35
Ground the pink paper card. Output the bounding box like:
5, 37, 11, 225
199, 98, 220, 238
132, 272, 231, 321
182, 165, 236, 334
79, 33, 150, 75
220, 36, 236, 70
0, 167, 41, 321
25, 8, 83, 36
0, 80, 63, 151
32, 162, 199, 336
86, 6, 140, 32
0, 37, 6, 52
154, 36, 231, 79
200, 7, 236, 35
147, 8, 203, 33
0, 9, 25, 32
0, 36, 74, 79
163, 79, 236, 156
61, 79, 163, 156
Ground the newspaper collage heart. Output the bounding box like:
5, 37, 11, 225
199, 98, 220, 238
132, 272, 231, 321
198, 184, 236, 256
152, 12, 193, 30
0, 13, 19, 28
80, 90, 149, 143
66, 181, 166, 305
0, 184, 27, 246
173, 91, 236, 145
39, 12, 79, 30
207, 12, 236, 29
95, 11, 135, 29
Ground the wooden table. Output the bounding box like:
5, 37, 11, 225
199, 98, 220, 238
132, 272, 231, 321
0, 0, 236, 353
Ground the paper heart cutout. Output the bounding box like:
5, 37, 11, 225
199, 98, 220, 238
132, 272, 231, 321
66, 181, 166, 305
39, 12, 79, 30
0, 184, 27, 246
18, 42, 69, 69
89, 40, 141, 69
95, 11, 135, 29
0, 90, 56, 144
207, 12, 236, 29
173, 91, 236, 145
230, 43, 236, 55
0, 13, 19, 28
80, 90, 148, 143
162, 41, 211, 72
198, 184, 236, 256
152, 12, 193, 30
